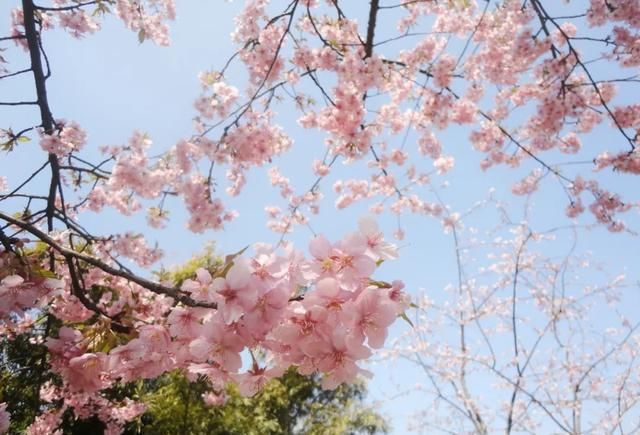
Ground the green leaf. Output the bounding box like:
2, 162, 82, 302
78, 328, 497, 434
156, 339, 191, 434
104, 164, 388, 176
227, 245, 249, 262
0, 141, 13, 152
93, 2, 111, 16
399, 312, 414, 328
17, 136, 30, 143
138, 28, 146, 43
32, 268, 58, 279
368, 279, 391, 289
217, 245, 249, 277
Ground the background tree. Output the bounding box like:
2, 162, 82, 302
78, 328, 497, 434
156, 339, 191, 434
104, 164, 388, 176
136, 369, 387, 435
385, 199, 639, 433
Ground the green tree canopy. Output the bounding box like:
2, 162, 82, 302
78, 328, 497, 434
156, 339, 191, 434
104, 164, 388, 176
132, 369, 388, 435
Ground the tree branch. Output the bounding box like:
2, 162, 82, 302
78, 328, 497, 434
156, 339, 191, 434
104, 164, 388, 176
0, 211, 216, 309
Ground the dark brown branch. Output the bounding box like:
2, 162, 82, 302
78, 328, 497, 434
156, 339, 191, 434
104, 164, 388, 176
364, 0, 380, 59
0, 68, 32, 80
0, 101, 38, 106
34, 0, 101, 11
22, 0, 59, 272
0, 227, 18, 253
0, 211, 216, 309
0, 35, 26, 41
65, 256, 131, 333
0, 160, 49, 202
59, 165, 110, 179
22, 0, 54, 134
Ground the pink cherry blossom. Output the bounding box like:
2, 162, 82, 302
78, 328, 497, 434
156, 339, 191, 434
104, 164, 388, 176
189, 319, 244, 372
25, 409, 62, 435
301, 328, 372, 390
358, 217, 398, 261
233, 363, 285, 397
344, 288, 398, 349
202, 391, 227, 407
66, 353, 108, 393
210, 260, 256, 324
0, 403, 9, 435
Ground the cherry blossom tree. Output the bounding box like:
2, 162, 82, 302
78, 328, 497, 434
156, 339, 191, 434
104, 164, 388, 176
0, 0, 638, 433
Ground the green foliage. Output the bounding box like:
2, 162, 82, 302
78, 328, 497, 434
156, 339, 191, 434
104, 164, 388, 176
0, 128, 30, 152
154, 244, 222, 287
0, 332, 48, 433
127, 369, 388, 435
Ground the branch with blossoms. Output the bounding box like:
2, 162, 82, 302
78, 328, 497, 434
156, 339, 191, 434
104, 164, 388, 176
1, 0, 640, 432
180, 0, 640, 238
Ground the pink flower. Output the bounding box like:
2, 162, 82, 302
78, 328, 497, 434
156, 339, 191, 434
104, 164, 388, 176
189, 319, 244, 372
432, 54, 455, 88
344, 288, 397, 349
109, 399, 146, 424
180, 268, 213, 302
307, 234, 376, 288
511, 169, 542, 196
243, 284, 290, 338
109, 325, 173, 381
358, 217, 398, 261
57, 9, 100, 38
0, 274, 41, 318
202, 391, 227, 407
66, 353, 108, 393
301, 329, 372, 390
0, 402, 9, 434
188, 363, 230, 390
25, 409, 62, 435
387, 280, 410, 314
272, 303, 329, 345
211, 260, 257, 324
303, 278, 351, 313
39, 121, 87, 157
45, 327, 83, 358
233, 364, 285, 397
167, 306, 204, 338
433, 155, 455, 174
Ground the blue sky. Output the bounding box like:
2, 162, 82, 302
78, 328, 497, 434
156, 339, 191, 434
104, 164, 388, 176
2, 1, 639, 432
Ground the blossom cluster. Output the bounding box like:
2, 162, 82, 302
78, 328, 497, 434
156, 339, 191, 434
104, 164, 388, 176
10, 0, 175, 45
39, 121, 87, 157
0, 221, 405, 433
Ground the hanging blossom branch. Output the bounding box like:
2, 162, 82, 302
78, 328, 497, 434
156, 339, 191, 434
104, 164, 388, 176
188, 0, 638, 242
